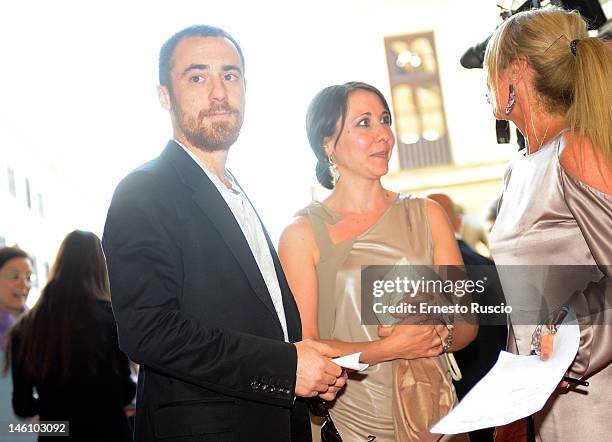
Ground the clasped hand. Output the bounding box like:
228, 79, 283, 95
377, 323, 448, 360
294, 339, 347, 401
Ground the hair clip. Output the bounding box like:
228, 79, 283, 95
570, 39, 580, 56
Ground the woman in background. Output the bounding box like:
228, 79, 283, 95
280, 82, 477, 441
0, 247, 32, 347
8, 231, 136, 441
1, 247, 36, 442
485, 6, 611, 441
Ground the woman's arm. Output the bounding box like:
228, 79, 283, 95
278, 216, 321, 340
427, 199, 479, 352
279, 216, 446, 365
552, 135, 612, 378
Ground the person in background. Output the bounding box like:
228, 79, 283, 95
0, 247, 32, 347
8, 230, 136, 441
0, 247, 36, 442
280, 81, 477, 441
485, 6, 611, 441
428, 193, 507, 442
459, 210, 491, 256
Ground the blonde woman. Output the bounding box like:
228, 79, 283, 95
485, 6, 611, 441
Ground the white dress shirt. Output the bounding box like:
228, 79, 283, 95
176, 141, 289, 341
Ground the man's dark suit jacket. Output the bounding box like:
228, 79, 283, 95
103, 141, 309, 442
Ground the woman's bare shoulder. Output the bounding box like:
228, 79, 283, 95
279, 215, 318, 259
560, 134, 611, 194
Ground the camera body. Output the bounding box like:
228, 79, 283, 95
461, 0, 608, 148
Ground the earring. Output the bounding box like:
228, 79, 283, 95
504, 84, 516, 115
328, 155, 340, 185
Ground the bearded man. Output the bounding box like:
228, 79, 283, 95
102, 25, 344, 442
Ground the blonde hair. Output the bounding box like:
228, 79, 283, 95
484, 6, 612, 162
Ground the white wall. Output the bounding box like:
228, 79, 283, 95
0, 121, 79, 306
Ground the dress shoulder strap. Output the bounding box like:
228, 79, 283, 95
399, 194, 434, 262
295, 202, 344, 262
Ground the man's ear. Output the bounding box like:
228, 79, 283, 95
157, 85, 171, 111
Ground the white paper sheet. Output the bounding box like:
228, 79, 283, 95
430, 315, 580, 434
331, 352, 369, 371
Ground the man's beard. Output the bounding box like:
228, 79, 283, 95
172, 99, 243, 152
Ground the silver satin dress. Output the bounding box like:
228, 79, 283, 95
490, 132, 612, 442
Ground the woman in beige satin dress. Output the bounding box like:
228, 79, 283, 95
279, 82, 477, 441
484, 7, 612, 442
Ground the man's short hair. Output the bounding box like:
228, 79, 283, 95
159, 25, 245, 90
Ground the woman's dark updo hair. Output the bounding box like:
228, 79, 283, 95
306, 81, 392, 189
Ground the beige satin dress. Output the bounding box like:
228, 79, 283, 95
490, 132, 612, 442
299, 195, 456, 442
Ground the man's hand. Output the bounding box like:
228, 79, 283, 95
294, 340, 345, 400
319, 369, 348, 401
377, 324, 448, 360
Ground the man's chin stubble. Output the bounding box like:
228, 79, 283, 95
185, 125, 241, 152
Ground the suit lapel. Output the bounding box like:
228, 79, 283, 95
161, 141, 284, 335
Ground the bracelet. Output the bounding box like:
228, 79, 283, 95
442, 325, 454, 353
